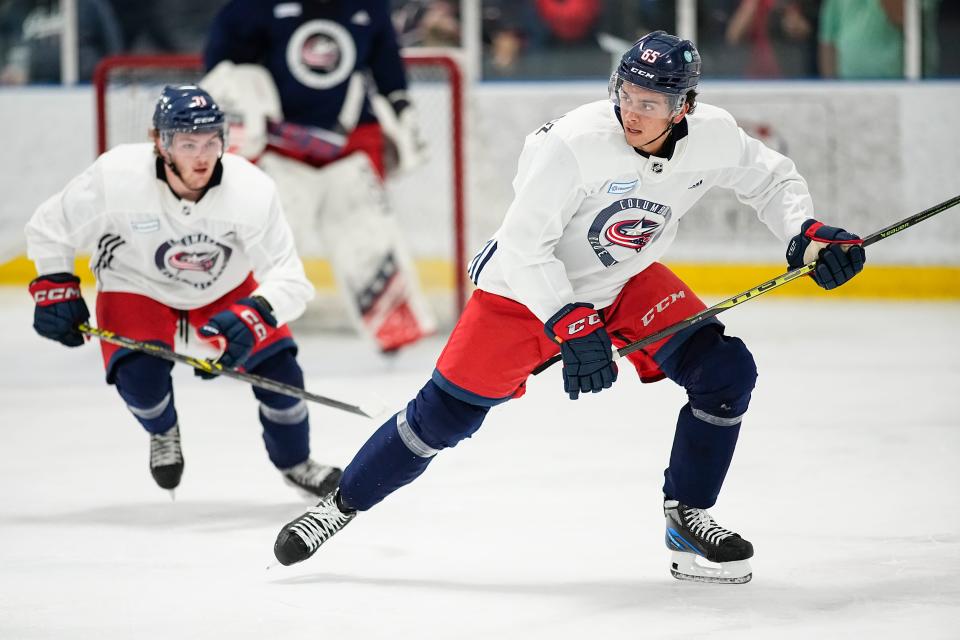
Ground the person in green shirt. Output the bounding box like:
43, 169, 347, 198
819, 0, 940, 79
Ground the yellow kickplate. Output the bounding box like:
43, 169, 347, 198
2, 256, 958, 299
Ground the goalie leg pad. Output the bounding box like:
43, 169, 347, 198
248, 348, 310, 470
260, 151, 437, 352
660, 325, 758, 508
113, 353, 177, 435
339, 380, 490, 511
318, 153, 437, 351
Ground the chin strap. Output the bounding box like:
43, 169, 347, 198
164, 154, 184, 181
635, 120, 675, 151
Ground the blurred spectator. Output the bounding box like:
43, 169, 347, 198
726, 0, 813, 78
535, 0, 600, 43
0, 0, 122, 84
818, 0, 904, 78
105, 0, 175, 52
482, 1, 531, 73
393, 0, 460, 48
0, 0, 30, 72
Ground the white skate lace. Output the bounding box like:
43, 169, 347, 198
150, 426, 182, 467
286, 460, 335, 489
682, 507, 734, 545
290, 495, 352, 552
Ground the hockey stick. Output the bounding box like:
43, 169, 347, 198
533, 193, 960, 375
77, 323, 375, 418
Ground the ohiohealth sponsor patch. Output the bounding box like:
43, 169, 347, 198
607, 179, 638, 194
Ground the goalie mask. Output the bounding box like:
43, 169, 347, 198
609, 30, 701, 119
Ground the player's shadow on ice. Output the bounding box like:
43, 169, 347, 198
9, 500, 308, 532
276, 572, 675, 604
271, 571, 958, 619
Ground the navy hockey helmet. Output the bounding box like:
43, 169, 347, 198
152, 85, 226, 149
609, 30, 701, 117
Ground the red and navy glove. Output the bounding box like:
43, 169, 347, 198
787, 219, 866, 290
28, 272, 90, 347
544, 303, 618, 400
197, 296, 277, 375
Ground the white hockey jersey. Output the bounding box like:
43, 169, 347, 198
469, 101, 813, 323
24, 144, 314, 326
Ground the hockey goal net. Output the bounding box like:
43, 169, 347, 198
93, 51, 467, 330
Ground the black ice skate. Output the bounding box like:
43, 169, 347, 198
149, 423, 183, 494
664, 499, 753, 584
281, 459, 343, 498
274, 491, 355, 566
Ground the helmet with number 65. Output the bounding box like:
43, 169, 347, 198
609, 30, 701, 118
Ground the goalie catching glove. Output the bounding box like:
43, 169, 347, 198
544, 303, 618, 400
197, 296, 277, 376
786, 219, 866, 290
371, 91, 428, 174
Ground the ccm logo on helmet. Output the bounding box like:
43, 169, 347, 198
567, 312, 601, 336
240, 308, 269, 342
630, 67, 655, 79
33, 286, 80, 304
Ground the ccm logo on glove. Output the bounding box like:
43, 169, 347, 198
31, 281, 82, 305
239, 307, 269, 342
564, 311, 601, 338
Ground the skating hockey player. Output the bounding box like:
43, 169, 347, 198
271, 31, 866, 583
25, 85, 342, 499
202, 0, 436, 353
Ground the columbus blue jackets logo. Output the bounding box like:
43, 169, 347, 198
155, 234, 233, 289
287, 20, 357, 89
588, 198, 672, 267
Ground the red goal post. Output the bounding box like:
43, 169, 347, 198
93, 51, 468, 318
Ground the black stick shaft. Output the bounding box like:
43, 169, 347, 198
79, 323, 373, 418
532, 194, 960, 375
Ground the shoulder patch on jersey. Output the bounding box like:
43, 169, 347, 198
274, 3, 302, 18
130, 218, 160, 233
607, 179, 638, 194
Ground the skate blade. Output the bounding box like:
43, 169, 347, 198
670, 551, 752, 584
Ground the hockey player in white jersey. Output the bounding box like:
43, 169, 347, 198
25, 85, 342, 498
271, 32, 866, 582
201, 0, 436, 354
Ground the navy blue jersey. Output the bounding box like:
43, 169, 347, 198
204, 0, 408, 129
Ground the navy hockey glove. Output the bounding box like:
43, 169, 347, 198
28, 272, 90, 347
197, 296, 277, 376
544, 303, 618, 400
786, 219, 866, 290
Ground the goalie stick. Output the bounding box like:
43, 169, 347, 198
533, 193, 960, 375
78, 323, 376, 418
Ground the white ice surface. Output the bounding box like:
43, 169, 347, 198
0, 289, 958, 639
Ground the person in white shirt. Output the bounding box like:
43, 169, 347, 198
271, 31, 866, 583
25, 85, 342, 498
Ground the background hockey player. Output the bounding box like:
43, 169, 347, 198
202, 0, 436, 353
24, 85, 342, 499
271, 31, 866, 583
